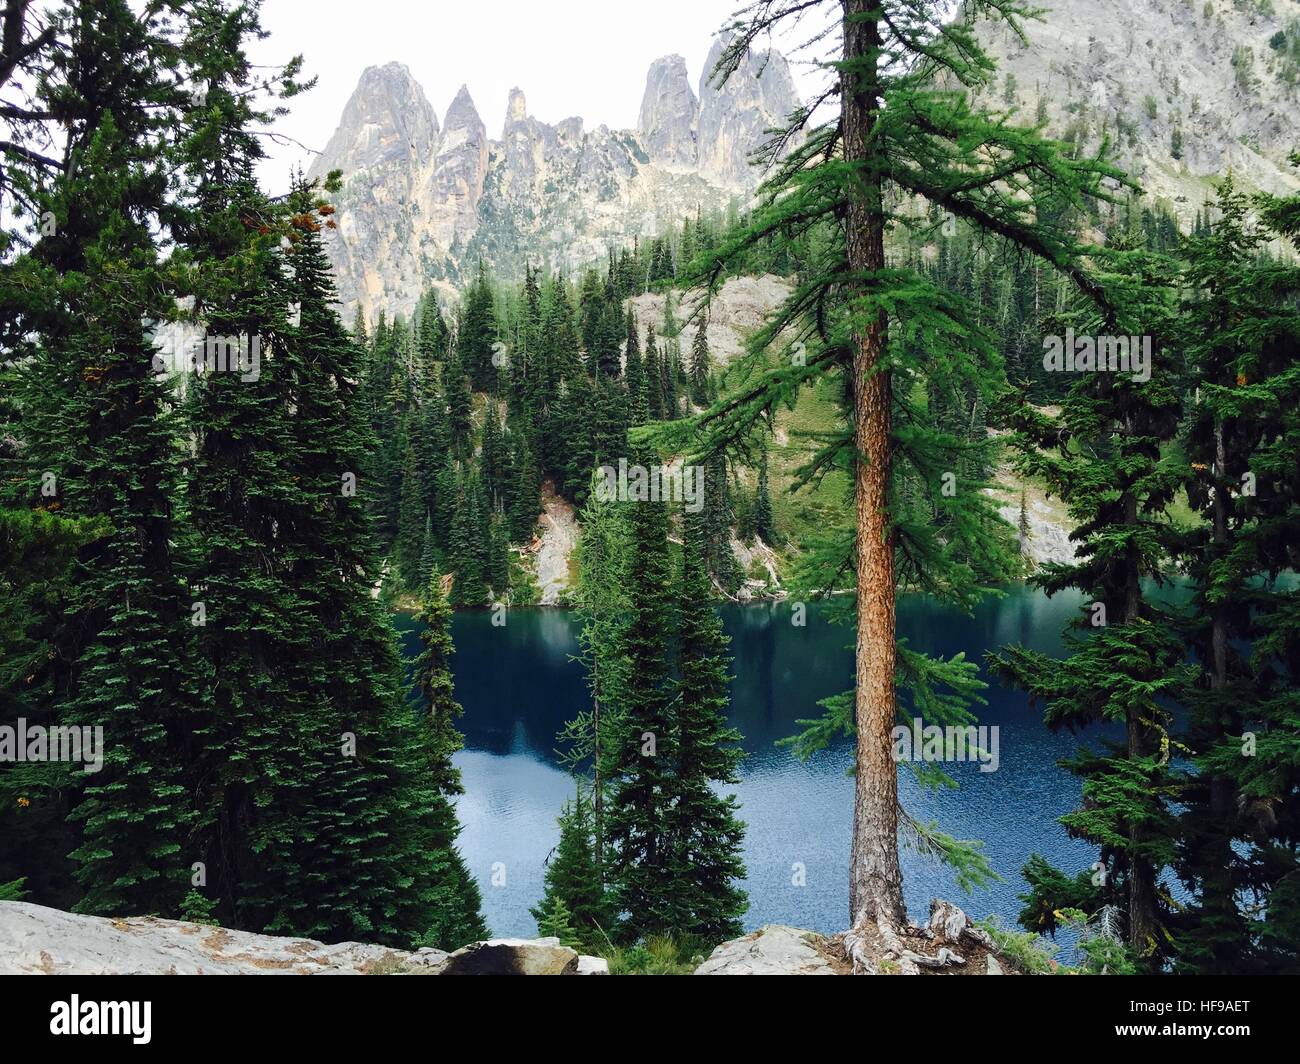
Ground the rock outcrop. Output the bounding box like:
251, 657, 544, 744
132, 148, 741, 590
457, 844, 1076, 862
0, 902, 607, 976
697, 902, 1023, 976
627, 274, 792, 368
531, 483, 578, 606
429, 85, 490, 248
638, 54, 699, 167
963, 0, 1300, 226
696, 35, 802, 188
695, 925, 840, 975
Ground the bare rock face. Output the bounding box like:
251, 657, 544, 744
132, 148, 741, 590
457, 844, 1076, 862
0, 902, 608, 976
694, 925, 838, 975
532, 485, 577, 606
627, 274, 792, 369
962, 0, 1300, 226
638, 54, 699, 167
313, 61, 439, 177
0, 902, 408, 975
429, 84, 490, 249
696, 35, 802, 188
306, 63, 442, 317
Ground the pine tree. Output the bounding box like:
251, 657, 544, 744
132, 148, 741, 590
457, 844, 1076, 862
530, 789, 612, 947
660, 0, 1120, 946
991, 233, 1188, 966
666, 510, 748, 941
410, 570, 489, 947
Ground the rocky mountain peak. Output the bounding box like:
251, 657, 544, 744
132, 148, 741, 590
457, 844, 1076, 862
638, 53, 699, 167
309, 61, 437, 180
506, 87, 528, 128
313, 38, 802, 320
444, 83, 484, 133
697, 34, 802, 187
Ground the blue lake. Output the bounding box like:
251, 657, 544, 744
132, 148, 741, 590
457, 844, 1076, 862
394, 586, 1113, 941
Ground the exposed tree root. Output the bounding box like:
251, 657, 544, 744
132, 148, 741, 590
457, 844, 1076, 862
839, 900, 1012, 975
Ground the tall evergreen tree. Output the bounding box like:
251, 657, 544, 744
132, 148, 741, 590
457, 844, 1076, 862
991, 234, 1188, 965
530, 788, 612, 947
1171, 179, 1300, 973
689, 322, 711, 405
410, 570, 489, 948
459, 259, 499, 392
666, 510, 748, 941
661, 0, 1119, 953
602, 441, 678, 938
13, 0, 202, 918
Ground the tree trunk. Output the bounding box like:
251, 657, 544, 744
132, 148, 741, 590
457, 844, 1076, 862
843, 0, 905, 931
1122, 449, 1159, 954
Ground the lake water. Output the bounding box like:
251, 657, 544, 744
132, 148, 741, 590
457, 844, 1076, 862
393, 585, 1114, 941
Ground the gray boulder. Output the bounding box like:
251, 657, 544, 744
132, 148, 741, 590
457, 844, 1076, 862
0, 902, 607, 976
694, 925, 836, 975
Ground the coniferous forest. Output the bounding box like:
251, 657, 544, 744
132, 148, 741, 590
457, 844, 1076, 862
1, 0, 1299, 1008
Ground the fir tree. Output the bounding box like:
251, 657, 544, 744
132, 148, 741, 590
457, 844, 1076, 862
991, 234, 1188, 965
530, 789, 612, 947
16, 1, 203, 918
666, 510, 748, 941
753, 448, 776, 544
689, 322, 711, 406
1171, 179, 1300, 973
397, 441, 425, 585
603, 443, 678, 939
658, 0, 1119, 946
410, 570, 489, 947
459, 259, 499, 392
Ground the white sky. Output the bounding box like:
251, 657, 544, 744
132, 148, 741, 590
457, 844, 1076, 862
250, 0, 825, 193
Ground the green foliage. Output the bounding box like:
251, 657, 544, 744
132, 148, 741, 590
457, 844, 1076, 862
603, 934, 703, 975
530, 790, 613, 948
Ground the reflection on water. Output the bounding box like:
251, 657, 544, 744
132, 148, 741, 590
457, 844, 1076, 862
393, 585, 1111, 939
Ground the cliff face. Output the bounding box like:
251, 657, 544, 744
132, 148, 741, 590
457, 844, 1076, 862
696, 36, 801, 187
963, 0, 1300, 219
307, 39, 802, 321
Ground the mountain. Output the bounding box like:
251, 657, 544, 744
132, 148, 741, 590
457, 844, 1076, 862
308, 38, 801, 321
964, 0, 1300, 218
312, 2, 1300, 322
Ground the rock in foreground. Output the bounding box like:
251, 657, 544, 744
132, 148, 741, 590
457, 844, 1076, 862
694, 925, 843, 975
0, 902, 607, 975
697, 903, 1023, 976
